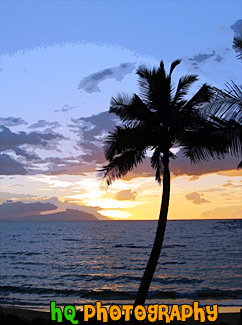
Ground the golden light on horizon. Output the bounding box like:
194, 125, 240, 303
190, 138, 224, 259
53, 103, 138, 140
29, 171, 241, 221
97, 210, 131, 219
66, 194, 145, 209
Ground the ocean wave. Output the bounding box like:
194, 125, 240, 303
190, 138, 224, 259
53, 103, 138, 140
1, 285, 241, 301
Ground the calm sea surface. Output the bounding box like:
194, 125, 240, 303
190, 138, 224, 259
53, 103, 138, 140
0, 219, 241, 310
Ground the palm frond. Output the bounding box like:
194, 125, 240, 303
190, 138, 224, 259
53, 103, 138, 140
110, 93, 153, 126
183, 84, 214, 112
182, 118, 242, 163
169, 59, 181, 77
99, 149, 146, 185
150, 148, 164, 184
233, 34, 242, 60
136, 61, 171, 113
172, 75, 198, 105
207, 82, 242, 122
103, 125, 150, 160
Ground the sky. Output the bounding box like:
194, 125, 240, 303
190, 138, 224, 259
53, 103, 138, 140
0, 0, 241, 220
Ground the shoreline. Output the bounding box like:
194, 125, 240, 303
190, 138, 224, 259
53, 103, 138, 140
0, 305, 241, 324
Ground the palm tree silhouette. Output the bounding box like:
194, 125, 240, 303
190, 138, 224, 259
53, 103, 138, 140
99, 60, 241, 306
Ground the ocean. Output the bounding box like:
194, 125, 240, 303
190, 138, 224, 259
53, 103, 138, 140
0, 219, 241, 311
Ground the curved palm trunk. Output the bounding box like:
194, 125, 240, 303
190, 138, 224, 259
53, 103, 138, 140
134, 154, 170, 307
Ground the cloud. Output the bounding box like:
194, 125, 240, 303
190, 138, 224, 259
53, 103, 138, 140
189, 175, 200, 181
0, 200, 57, 219
0, 154, 27, 175
170, 150, 240, 177
201, 205, 242, 219
115, 189, 137, 201
54, 105, 76, 113
185, 192, 210, 204
78, 62, 136, 93
0, 116, 28, 127
0, 192, 36, 203
0, 126, 63, 153
186, 50, 225, 70
221, 180, 242, 189
28, 120, 61, 129
222, 180, 233, 187
0, 126, 65, 174
67, 111, 119, 166
190, 51, 216, 63
40, 155, 98, 175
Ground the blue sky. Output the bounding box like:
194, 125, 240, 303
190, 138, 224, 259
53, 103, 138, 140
1, 0, 241, 120
0, 0, 241, 220
1, 0, 241, 57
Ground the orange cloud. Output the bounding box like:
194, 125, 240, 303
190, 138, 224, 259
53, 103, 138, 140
115, 189, 137, 201
185, 192, 210, 204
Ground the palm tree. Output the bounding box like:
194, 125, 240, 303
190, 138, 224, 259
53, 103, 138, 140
99, 59, 241, 306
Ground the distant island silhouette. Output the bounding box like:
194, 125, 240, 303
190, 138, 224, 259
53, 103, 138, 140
6, 209, 109, 221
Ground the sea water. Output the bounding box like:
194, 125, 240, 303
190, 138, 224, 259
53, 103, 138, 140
0, 219, 241, 311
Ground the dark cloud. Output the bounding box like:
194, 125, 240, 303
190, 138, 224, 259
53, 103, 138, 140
41, 141, 105, 175
0, 126, 64, 162
187, 50, 224, 68
68, 111, 119, 166
0, 200, 57, 219
190, 51, 216, 63
78, 63, 136, 93
72, 111, 120, 136
0, 126, 63, 151
115, 189, 137, 201
0, 154, 27, 175
28, 120, 61, 129
0, 117, 28, 127
0, 126, 65, 175
185, 192, 210, 204
170, 150, 240, 177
